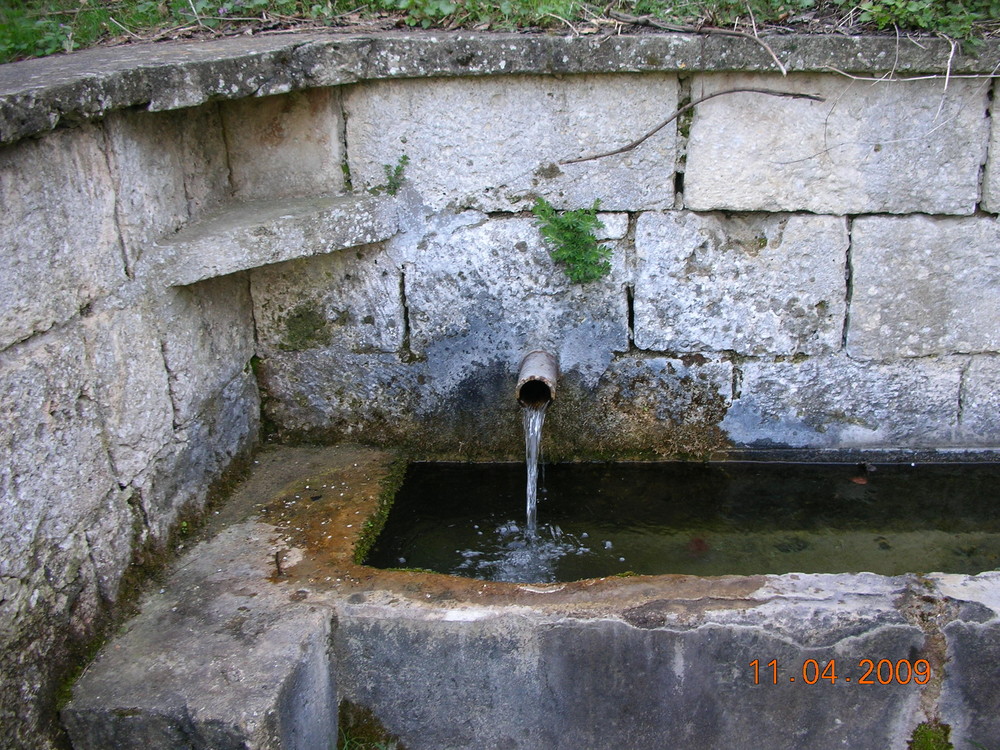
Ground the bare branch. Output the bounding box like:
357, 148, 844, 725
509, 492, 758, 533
561, 88, 825, 166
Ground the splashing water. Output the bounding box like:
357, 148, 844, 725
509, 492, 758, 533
523, 403, 547, 534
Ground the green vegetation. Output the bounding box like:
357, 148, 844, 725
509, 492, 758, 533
338, 699, 405, 750
2, 0, 997, 65
368, 154, 410, 197
532, 196, 612, 284
908, 720, 953, 750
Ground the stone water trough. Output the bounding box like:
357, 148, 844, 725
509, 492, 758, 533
2, 28, 1000, 750
62, 445, 1000, 750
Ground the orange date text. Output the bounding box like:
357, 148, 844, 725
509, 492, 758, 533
749, 658, 931, 686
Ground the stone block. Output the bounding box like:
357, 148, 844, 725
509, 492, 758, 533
0, 124, 122, 350
154, 275, 257, 426
848, 215, 1000, 359
251, 242, 404, 357
634, 211, 848, 355
104, 103, 229, 273
958, 355, 1000, 446
405, 215, 629, 387
63, 521, 336, 750
134, 369, 259, 542
344, 74, 677, 212
684, 73, 989, 214
721, 354, 962, 448
926, 573, 1000, 746
255, 350, 419, 441
983, 93, 1000, 214
0, 326, 117, 583
82, 303, 174, 485
220, 88, 344, 200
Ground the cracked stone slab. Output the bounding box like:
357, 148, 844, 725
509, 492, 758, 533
81, 303, 174, 485
722, 354, 963, 448
848, 215, 1000, 359
154, 275, 257, 427
634, 211, 848, 355
684, 73, 990, 215
144, 193, 398, 287
344, 73, 677, 212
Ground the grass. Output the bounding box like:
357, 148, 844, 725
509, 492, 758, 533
1, 0, 997, 65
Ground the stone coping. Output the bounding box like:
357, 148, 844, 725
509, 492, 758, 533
2, 30, 999, 145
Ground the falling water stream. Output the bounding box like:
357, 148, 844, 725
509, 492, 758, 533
523, 403, 547, 535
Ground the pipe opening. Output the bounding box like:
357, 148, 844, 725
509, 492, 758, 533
517, 379, 553, 409
515, 351, 558, 409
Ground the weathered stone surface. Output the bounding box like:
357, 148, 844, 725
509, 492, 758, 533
2, 33, 999, 146
958, 356, 1000, 447
220, 88, 344, 200
134, 369, 259, 542
146, 193, 398, 287
255, 351, 419, 443
935, 573, 1000, 748
252, 242, 403, 356
0, 325, 125, 750
634, 211, 848, 355
345, 74, 677, 211
334, 575, 926, 750
0, 124, 122, 350
0, 326, 117, 584
848, 215, 1000, 359
685, 73, 990, 215
722, 354, 962, 448
63, 521, 336, 750
82, 303, 174, 485
406, 214, 629, 385
984, 93, 1000, 214
104, 104, 230, 273
154, 275, 257, 427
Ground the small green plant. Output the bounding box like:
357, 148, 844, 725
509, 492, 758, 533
531, 196, 612, 284
908, 720, 953, 750
369, 154, 410, 196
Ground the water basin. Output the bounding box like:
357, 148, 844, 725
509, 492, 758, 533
365, 461, 1000, 582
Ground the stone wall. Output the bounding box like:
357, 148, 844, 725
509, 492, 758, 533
0, 30, 999, 749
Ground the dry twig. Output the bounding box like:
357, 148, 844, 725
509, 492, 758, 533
561, 87, 825, 165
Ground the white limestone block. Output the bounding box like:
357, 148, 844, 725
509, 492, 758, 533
634, 211, 848, 355
685, 73, 989, 215
848, 215, 1000, 359
345, 74, 678, 212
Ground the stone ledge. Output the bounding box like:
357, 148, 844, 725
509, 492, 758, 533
2, 31, 998, 145
144, 193, 398, 287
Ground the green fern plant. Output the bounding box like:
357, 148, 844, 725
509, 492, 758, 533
531, 197, 612, 284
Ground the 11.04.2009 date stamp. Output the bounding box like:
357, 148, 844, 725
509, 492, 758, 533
750, 658, 932, 686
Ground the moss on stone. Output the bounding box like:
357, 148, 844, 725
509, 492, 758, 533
352, 456, 408, 565
908, 720, 953, 750
280, 302, 332, 351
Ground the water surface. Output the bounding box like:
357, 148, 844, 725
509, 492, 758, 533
364, 462, 1000, 583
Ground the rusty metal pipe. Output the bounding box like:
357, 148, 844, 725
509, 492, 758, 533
515, 351, 558, 409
